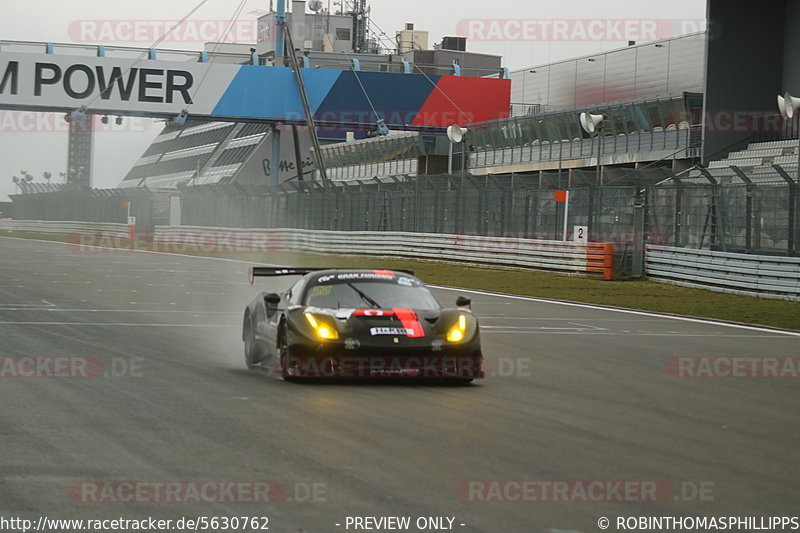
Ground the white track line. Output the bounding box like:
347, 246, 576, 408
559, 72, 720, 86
0, 321, 238, 327
432, 285, 800, 337
3, 235, 798, 338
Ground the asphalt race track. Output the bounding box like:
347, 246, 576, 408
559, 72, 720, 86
1, 235, 799, 533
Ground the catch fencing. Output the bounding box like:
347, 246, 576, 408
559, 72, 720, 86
0, 220, 614, 280
6, 168, 799, 272
8, 187, 155, 231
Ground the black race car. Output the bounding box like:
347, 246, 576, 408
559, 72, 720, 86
242, 267, 484, 382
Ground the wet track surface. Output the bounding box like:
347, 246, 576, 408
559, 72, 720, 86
1, 236, 799, 532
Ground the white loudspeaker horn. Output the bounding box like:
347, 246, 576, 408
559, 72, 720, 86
778, 92, 800, 119
580, 112, 604, 134
447, 124, 468, 143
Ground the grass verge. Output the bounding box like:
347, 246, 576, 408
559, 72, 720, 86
1, 230, 798, 331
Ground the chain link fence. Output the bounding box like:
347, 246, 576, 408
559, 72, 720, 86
8, 188, 156, 233
648, 182, 798, 254
7, 170, 799, 269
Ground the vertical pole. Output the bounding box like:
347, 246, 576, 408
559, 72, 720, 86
448, 142, 453, 175
461, 143, 466, 178
596, 133, 603, 186
270, 0, 286, 187
562, 191, 570, 241
275, 0, 286, 66
673, 180, 683, 246
126, 201, 135, 242
745, 184, 753, 252
632, 202, 645, 278
292, 125, 305, 181
710, 183, 718, 249
789, 182, 797, 255
271, 125, 281, 186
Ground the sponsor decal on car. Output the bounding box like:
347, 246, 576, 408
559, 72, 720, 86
370, 327, 415, 336
323, 272, 396, 282
353, 309, 394, 317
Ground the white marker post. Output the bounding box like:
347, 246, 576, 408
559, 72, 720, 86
562, 191, 570, 241
123, 201, 135, 241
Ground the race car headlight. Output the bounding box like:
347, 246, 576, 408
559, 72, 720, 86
304, 312, 339, 340
446, 314, 468, 343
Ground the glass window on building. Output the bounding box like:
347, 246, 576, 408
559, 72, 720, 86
520, 119, 538, 146
628, 103, 651, 132
605, 106, 626, 136
563, 113, 582, 141
658, 99, 677, 130
647, 100, 664, 131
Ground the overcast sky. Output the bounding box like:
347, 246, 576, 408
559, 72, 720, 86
0, 0, 707, 202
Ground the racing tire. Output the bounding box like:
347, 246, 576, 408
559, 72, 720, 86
279, 324, 301, 382
244, 315, 263, 370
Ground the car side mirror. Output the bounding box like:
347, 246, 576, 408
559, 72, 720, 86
264, 292, 281, 317
456, 296, 472, 308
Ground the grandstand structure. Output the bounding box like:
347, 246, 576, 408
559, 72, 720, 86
119, 121, 277, 189
110, 0, 505, 192
6, 0, 799, 258
321, 33, 707, 184
686, 140, 799, 184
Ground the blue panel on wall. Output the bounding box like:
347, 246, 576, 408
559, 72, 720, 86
314, 71, 439, 126
213, 66, 341, 120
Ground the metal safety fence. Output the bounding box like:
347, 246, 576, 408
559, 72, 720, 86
646, 245, 800, 301
6, 169, 799, 277
8, 188, 156, 233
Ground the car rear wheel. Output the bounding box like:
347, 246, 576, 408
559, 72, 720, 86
279, 325, 300, 382
244, 316, 262, 370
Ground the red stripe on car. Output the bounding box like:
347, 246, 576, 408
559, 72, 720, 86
392, 308, 425, 338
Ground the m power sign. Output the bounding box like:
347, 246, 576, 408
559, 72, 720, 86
0, 53, 236, 116
0, 51, 511, 128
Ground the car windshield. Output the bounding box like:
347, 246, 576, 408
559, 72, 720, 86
305, 281, 441, 311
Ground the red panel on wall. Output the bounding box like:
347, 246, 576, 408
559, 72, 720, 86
411, 76, 511, 127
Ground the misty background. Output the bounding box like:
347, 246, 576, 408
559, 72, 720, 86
0, 0, 706, 201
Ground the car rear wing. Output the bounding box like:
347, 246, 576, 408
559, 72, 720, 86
248, 267, 415, 285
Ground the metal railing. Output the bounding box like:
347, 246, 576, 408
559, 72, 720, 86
646, 245, 800, 301
0, 219, 613, 280
470, 126, 701, 169
155, 226, 613, 279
